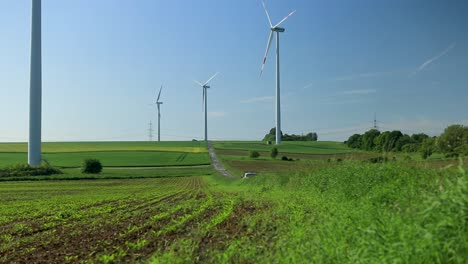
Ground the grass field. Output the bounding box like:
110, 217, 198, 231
0, 141, 209, 168
0, 152, 210, 168
1, 161, 466, 262
1, 141, 466, 262
0, 141, 207, 153
214, 141, 355, 154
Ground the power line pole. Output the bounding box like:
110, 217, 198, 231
148, 121, 154, 142
373, 113, 379, 130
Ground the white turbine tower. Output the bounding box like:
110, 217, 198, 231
195, 72, 219, 142
259, 0, 296, 145
29, 0, 42, 165
155, 86, 163, 142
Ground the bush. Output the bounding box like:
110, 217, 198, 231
81, 159, 103, 174
281, 156, 288, 161
0, 164, 62, 177
249, 151, 260, 158
270, 147, 279, 159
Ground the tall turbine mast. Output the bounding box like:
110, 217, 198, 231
29, 0, 42, 165
259, 0, 296, 145
195, 72, 219, 142
156, 86, 163, 142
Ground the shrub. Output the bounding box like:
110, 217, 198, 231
249, 151, 260, 158
270, 147, 279, 159
281, 156, 288, 161
81, 159, 103, 174
0, 164, 62, 177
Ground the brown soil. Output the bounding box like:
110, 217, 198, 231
217, 149, 376, 160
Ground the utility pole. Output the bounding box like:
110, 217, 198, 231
373, 113, 379, 130
148, 121, 154, 142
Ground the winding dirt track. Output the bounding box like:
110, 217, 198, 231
208, 142, 234, 178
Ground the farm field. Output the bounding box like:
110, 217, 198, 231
0, 152, 210, 168
0, 166, 215, 182
0, 142, 210, 168
1, 160, 466, 263
214, 141, 467, 175
0, 141, 207, 153
214, 141, 355, 154
1, 141, 466, 263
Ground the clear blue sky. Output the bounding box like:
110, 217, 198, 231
0, 0, 467, 142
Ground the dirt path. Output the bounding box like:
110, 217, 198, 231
208, 141, 234, 178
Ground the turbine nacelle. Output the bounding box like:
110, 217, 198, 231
271, 27, 285, 33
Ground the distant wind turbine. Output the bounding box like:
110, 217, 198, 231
194, 72, 219, 142
154, 86, 163, 142
29, 0, 42, 165
259, 0, 296, 145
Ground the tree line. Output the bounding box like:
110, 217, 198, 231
345, 124, 468, 159
263, 128, 318, 142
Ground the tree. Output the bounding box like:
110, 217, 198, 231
420, 137, 436, 159
387, 130, 403, 151
270, 147, 279, 159
81, 159, 102, 174
374, 131, 390, 152
361, 129, 380, 150
437, 124, 468, 155
306, 132, 318, 141
346, 134, 362, 149
264, 127, 317, 142
263, 127, 283, 142
249, 151, 260, 158
395, 134, 412, 152
411, 133, 429, 143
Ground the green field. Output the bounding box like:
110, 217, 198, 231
0, 141, 207, 153
0, 141, 209, 168
214, 140, 356, 154
0, 152, 210, 168
1, 141, 466, 262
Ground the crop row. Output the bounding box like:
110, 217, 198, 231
0, 176, 270, 263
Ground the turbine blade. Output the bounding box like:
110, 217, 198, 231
194, 80, 203, 86
260, 30, 274, 77
157, 85, 162, 102
273, 10, 296, 28
204, 72, 219, 86
261, 0, 273, 27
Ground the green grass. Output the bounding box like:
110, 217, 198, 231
0, 151, 210, 168
211, 160, 468, 263
0, 141, 207, 153
214, 140, 356, 154
1, 161, 466, 262
1, 139, 466, 262
0, 166, 215, 181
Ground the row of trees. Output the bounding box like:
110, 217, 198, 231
263, 128, 318, 142
346, 124, 468, 159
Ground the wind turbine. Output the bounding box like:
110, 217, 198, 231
29, 0, 42, 165
155, 86, 163, 142
194, 72, 219, 142
259, 0, 296, 145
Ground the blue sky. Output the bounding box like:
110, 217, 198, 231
0, 0, 467, 142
